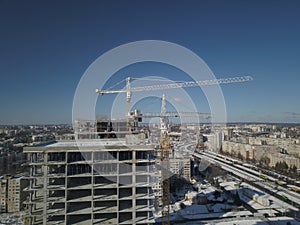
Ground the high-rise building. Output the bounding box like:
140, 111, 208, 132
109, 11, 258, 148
169, 158, 191, 182
0, 150, 27, 175
24, 139, 155, 225
7, 176, 29, 213
0, 176, 7, 213
204, 131, 223, 152
0, 175, 28, 213
152, 157, 191, 208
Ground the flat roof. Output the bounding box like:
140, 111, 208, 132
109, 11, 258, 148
46, 140, 126, 147
24, 140, 155, 152
267, 217, 300, 225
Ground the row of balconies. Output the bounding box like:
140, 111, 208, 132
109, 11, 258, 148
30, 203, 152, 214
30, 151, 154, 163
27, 210, 154, 225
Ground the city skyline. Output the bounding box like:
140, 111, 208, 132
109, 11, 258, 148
1, 0, 300, 124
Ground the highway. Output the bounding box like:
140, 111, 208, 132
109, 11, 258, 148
192, 150, 300, 210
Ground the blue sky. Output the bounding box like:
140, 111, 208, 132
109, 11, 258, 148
0, 0, 300, 124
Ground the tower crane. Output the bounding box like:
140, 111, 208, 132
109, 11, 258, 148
96, 75, 253, 225
96, 76, 253, 104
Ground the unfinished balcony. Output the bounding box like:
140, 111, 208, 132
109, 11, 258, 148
67, 164, 92, 177
94, 176, 118, 189
118, 200, 133, 212
47, 202, 65, 215
119, 188, 132, 200
67, 152, 92, 164
93, 200, 118, 213
93, 212, 118, 225
93, 188, 118, 201
67, 202, 91, 214
118, 212, 133, 224
67, 177, 91, 189
67, 189, 92, 202
67, 214, 91, 225
93, 163, 117, 176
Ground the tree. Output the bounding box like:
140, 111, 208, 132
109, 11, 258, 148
276, 162, 280, 171
282, 161, 289, 172
237, 152, 244, 161
275, 161, 289, 173
260, 156, 270, 167
290, 164, 297, 173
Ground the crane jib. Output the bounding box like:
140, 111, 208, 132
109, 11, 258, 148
96, 75, 253, 94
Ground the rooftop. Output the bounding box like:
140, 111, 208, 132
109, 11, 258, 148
24, 139, 154, 152
46, 140, 126, 147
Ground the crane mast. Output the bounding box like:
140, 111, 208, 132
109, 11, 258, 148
160, 93, 170, 225
160, 132, 171, 225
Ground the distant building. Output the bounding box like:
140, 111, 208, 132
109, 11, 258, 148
55, 133, 75, 141
32, 134, 55, 142
0, 150, 27, 175
0, 175, 29, 213
0, 176, 7, 213
151, 171, 162, 207
223, 128, 233, 141
170, 157, 191, 182
206, 132, 222, 152
152, 157, 191, 207
222, 141, 254, 160
7, 176, 29, 213
223, 137, 300, 168
269, 153, 300, 168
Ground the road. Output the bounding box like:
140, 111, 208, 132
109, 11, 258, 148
192, 150, 300, 211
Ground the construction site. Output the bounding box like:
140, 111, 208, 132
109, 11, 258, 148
24, 136, 155, 225
23, 75, 254, 225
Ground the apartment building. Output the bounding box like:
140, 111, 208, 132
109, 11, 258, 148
24, 139, 155, 225
170, 157, 191, 182
7, 176, 29, 213
0, 176, 7, 212
0, 175, 28, 213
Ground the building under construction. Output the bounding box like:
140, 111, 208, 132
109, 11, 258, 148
24, 135, 155, 224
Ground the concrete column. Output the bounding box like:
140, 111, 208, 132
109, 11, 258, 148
132, 149, 136, 224
42, 152, 48, 225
